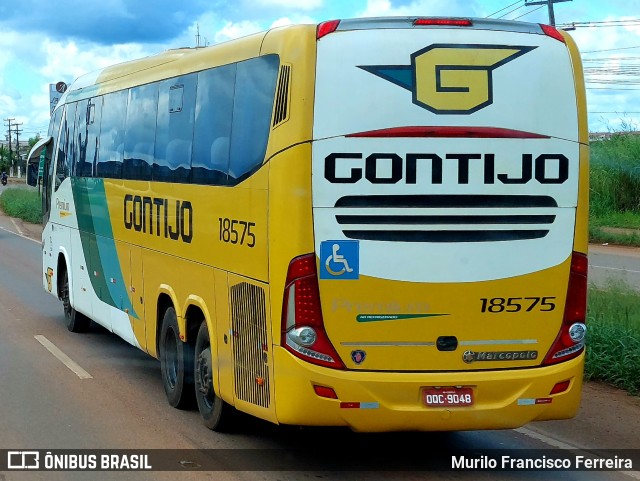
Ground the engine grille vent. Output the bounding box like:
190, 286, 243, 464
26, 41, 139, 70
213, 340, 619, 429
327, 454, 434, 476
230, 282, 270, 408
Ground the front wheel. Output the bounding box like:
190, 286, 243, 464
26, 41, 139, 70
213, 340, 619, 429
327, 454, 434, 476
195, 322, 235, 431
60, 270, 91, 333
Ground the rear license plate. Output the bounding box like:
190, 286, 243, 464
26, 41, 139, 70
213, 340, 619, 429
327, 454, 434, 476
422, 387, 474, 407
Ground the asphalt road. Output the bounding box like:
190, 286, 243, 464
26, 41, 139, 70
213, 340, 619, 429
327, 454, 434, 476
589, 244, 640, 291
0, 204, 638, 480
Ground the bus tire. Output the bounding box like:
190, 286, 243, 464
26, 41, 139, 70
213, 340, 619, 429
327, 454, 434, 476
195, 321, 235, 431
159, 307, 195, 409
61, 270, 90, 333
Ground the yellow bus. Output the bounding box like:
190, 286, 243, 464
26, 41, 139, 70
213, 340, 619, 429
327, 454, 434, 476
27, 16, 588, 432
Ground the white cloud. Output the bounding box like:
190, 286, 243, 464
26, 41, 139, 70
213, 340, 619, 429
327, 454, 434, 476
359, 0, 480, 18
253, 0, 323, 10
270, 15, 317, 28
214, 20, 264, 44
39, 39, 153, 84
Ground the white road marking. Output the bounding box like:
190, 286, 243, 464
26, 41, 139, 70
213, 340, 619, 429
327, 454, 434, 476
516, 427, 640, 479
10, 218, 24, 236
34, 335, 93, 380
590, 265, 640, 274
0, 224, 41, 244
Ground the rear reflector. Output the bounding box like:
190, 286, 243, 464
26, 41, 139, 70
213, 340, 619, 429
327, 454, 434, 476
414, 18, 472, 27
346, 126, 549, 139
540, 24, 566, 43
317, 19, 340, 39
550, 380, 571, 395
313, 385, 338, 399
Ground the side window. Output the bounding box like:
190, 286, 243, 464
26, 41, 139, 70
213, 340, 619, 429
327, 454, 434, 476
55, 102, 77, 190
154, 75, 196, 183
228, 55, 279, 183
72, 99, 88, 177
124, 84, 158, 181
77, 98, 102, 177
44, 107, 64, 220
48, 107, 63, 139
97, 91, 127, 178
193, 64, 236, 185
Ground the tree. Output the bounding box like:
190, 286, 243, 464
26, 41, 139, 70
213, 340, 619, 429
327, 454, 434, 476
0, 144, 9, 172
28, 134, 41, 150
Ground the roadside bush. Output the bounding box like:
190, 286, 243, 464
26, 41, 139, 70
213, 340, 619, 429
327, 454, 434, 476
0, 187, 42, 224
585, 282, 640, 395
590, 133, 640, 216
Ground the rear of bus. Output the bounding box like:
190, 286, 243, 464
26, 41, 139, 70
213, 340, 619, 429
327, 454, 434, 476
276, 17, 588, 431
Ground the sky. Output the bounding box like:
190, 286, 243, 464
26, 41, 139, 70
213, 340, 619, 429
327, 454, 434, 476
0, 0, 638, 141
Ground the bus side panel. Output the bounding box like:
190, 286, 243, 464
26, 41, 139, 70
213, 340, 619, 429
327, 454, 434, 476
128, 245, 146, 350
213, 269, 233, 405
69, 229, 93, 319
573, 145, 589, 254
266, 144, 315, 351
260, 25, 317, 160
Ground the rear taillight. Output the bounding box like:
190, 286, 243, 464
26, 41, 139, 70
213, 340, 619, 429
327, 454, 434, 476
317, 20, 340, 39
540, 24, 566, 43
281, 254, 345, 369
542, 252, 588, 365
414, 18, 472, 27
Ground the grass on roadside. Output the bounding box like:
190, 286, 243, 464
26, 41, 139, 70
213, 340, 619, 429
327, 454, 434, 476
0, 187, 42, 224
589, 225, 640, 247
586, 281, 640, 395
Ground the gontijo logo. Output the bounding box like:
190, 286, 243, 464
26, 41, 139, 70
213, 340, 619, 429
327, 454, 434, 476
359, 44, 536, 114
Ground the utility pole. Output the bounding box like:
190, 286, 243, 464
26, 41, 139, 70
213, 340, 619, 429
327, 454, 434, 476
525, 0, 572, 26
12, 122, 23, 177
4, 118, 14, 165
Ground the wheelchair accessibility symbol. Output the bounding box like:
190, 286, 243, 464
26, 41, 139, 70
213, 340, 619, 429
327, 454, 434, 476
319, 240, 359, 280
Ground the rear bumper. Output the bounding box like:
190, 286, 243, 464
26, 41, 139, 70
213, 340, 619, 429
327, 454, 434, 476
273, 347, 584, 432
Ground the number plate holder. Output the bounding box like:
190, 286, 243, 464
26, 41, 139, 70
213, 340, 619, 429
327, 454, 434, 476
422, 387, 474, 407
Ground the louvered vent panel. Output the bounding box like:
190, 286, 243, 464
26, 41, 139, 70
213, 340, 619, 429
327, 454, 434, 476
230, 282, 270, 408
335, 195, 558, 243
272, 64, 291, 127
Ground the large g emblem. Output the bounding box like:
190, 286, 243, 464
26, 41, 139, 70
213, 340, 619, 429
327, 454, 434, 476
359, 44, 536, 115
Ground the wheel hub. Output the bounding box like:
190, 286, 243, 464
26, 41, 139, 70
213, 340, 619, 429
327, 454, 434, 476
196, 347, 213, 400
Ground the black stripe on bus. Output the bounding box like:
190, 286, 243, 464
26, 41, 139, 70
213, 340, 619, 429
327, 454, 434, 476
336, 214, 556, 225
334, 195, 558, 209
341, 230, 550, 242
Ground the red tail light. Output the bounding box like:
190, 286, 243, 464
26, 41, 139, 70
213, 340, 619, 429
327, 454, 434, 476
540, 24, 566, 43
281, 254, 345, 369
543, 252, 588, 365
317, 20, 340, 39
414, 18, 472, 27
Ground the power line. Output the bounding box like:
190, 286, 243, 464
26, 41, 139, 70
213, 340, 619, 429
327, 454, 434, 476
583, 45, 640, 54
559, 19, 640, 28
586, 87, 640, 90
524, 0, 572, 26
486, 0, 522, 18
497, 4, 526, 19
512, 5, 545, 20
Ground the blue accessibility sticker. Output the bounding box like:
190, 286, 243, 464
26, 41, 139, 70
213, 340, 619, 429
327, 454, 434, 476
319, 240, 359, 280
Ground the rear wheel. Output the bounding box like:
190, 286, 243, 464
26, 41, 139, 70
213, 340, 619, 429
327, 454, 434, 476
195, 321, 235, 431
60, 269, 90, 333
159, 307, 194, 409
